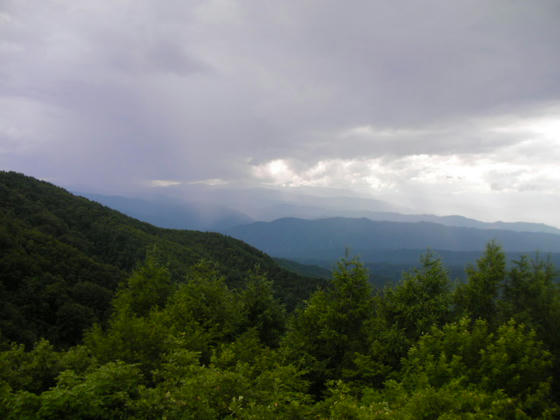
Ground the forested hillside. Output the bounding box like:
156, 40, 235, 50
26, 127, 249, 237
0, 171, 326, 347
2, 172, 560, 418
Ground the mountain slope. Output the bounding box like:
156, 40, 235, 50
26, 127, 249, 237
0, 171, 326, 347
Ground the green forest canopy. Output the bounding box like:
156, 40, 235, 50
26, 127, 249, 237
0, 171, 326, 347
2, 171, 560, 418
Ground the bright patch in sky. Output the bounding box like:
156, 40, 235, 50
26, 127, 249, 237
188, 178, 229, 186
252, 112, 560, 201
150, 179, 182, 188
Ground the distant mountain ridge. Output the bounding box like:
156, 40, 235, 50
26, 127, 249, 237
226, 217, 560, 262
355, 211, 560, 235
74, 191, 560, 237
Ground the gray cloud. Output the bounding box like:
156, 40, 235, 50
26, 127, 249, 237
1, 0, 560, 224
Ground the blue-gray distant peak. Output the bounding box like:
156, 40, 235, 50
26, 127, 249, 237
226, 217, 560, 261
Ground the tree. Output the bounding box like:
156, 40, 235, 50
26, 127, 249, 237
161, 261, 244, 363
380, 251, 452, 341
283, 257, 374, 396
399, 318, 556, 417
353, 251, 453, 388
501, 254, 560, 403
239, 272, 286, 347
84, 257, 173, 377
501, 255, 559, 333
36, 362, 145, 419
454, 241, 505, 325
112, 253, 173, 318
0, 339, 61, 395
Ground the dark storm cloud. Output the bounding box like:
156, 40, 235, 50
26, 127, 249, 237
1, 0, 560, 223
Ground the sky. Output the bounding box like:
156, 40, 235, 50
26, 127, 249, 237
1, 0, 560, 226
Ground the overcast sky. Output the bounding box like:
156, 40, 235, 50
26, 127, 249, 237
2, 0, 560, 225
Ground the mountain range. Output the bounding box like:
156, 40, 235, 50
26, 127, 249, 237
77, 191, 560, 235
225, 217, 560, 272
3, 170, 560, 347
74, 189, 560, 284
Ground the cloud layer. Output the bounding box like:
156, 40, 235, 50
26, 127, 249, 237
1, 0, 560, 224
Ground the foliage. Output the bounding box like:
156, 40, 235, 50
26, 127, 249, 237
112, 253, 173, 317
283, 258, 374, 396
2, 172, 560, 418
351, 252, 453, 389
239, 272, 287, 347
454, 240, 506, 325
0, 171, 326, 348
381, 251, 453, 340
400, 318, 554, 414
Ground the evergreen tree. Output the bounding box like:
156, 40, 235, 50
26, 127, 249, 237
239, 272, 286, 347
454, 241, 505, 325
283, 258, 374, 396
354, 251, 453, 388
380, 250, 453, 340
